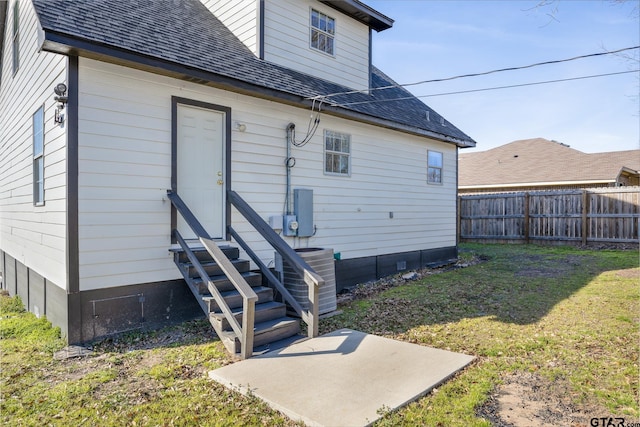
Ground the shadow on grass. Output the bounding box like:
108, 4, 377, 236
320, 244, 639, 335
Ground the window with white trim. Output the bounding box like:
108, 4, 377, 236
33, 106, 44, 205
12, 1, 20, 74
324, 130, 350, 176
427, 150, 443, 184
311, 9, 335, 55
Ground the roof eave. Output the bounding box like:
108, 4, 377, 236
40, 30, 473, 147
319, 0, 393, 32
321, 102, 476, 147
619, 166, 640, 176
40, 31, 308, 103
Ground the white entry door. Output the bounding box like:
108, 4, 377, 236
177, 104, 225, 239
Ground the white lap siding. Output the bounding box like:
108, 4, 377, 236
200, 0, 260, 56
77, 59, 456, 291
77, 60, 173, 291
0, 0, 68, 289
201, 0, 371, 91
263, 0, 370, 91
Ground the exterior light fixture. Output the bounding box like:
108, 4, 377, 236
53, 83, 68, 124
234, 121, 247, 132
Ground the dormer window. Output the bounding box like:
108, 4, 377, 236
311, 9, 335, 55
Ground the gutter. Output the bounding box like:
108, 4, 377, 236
320, 101, 476, 148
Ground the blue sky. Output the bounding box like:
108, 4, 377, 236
365, 0, 639, 153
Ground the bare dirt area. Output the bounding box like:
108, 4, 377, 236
512, 254, 596, 279
614, 268, 640, 279
476, 372, 609, 427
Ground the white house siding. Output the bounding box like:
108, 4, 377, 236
200, 0, 260, 56
263, 0, 370, 91
282, 126, 457, 259
0, 0, 68, 289
77, 58, 456, 291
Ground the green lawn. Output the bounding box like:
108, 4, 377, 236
1, 244, 638, 426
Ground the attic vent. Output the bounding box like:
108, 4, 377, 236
440, 117, 446, 126
425, 111, 430, 121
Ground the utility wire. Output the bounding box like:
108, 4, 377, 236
291, 97, 323, 147
311, 45, 640, 100
332, 70, 639, 107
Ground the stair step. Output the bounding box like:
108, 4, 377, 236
171, 243, 302, 358
203, 286, 273, 312
171, 245, 240, 263
252, 334, 308, 355
210, 301, 287, 331
193, 271, 262, 294
219, 317, 301, 354
184, 259, 251, 278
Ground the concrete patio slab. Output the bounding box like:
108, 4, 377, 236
209, 328, 475, 426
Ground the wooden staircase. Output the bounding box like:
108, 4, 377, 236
171, 243, 302, 356
167, 189, 322, 359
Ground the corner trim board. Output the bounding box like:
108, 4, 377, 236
258, 0, 265, 60
67, 56, 79, 294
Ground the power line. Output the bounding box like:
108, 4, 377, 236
313, 45, 640, 101
333, 70, 639, 107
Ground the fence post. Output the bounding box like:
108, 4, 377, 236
524, 192, 530, 243
581, 190, 588, 245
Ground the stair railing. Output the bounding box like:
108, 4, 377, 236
227, 190, 322, 337
167, 190, 257, 359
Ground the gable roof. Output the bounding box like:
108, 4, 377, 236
459, 138, 640, 189
30, 0, 475, 147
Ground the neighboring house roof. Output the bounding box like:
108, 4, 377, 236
30, 0, 475, 147
459, 138, 640, 189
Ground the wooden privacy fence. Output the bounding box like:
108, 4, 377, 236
458, 187, 640, 244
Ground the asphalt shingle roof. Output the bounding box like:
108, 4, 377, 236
459, 138, 640, 187
31, 0, 475, 146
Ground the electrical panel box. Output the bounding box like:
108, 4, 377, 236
269, 215, 283, 231
294, 188, 314, 237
